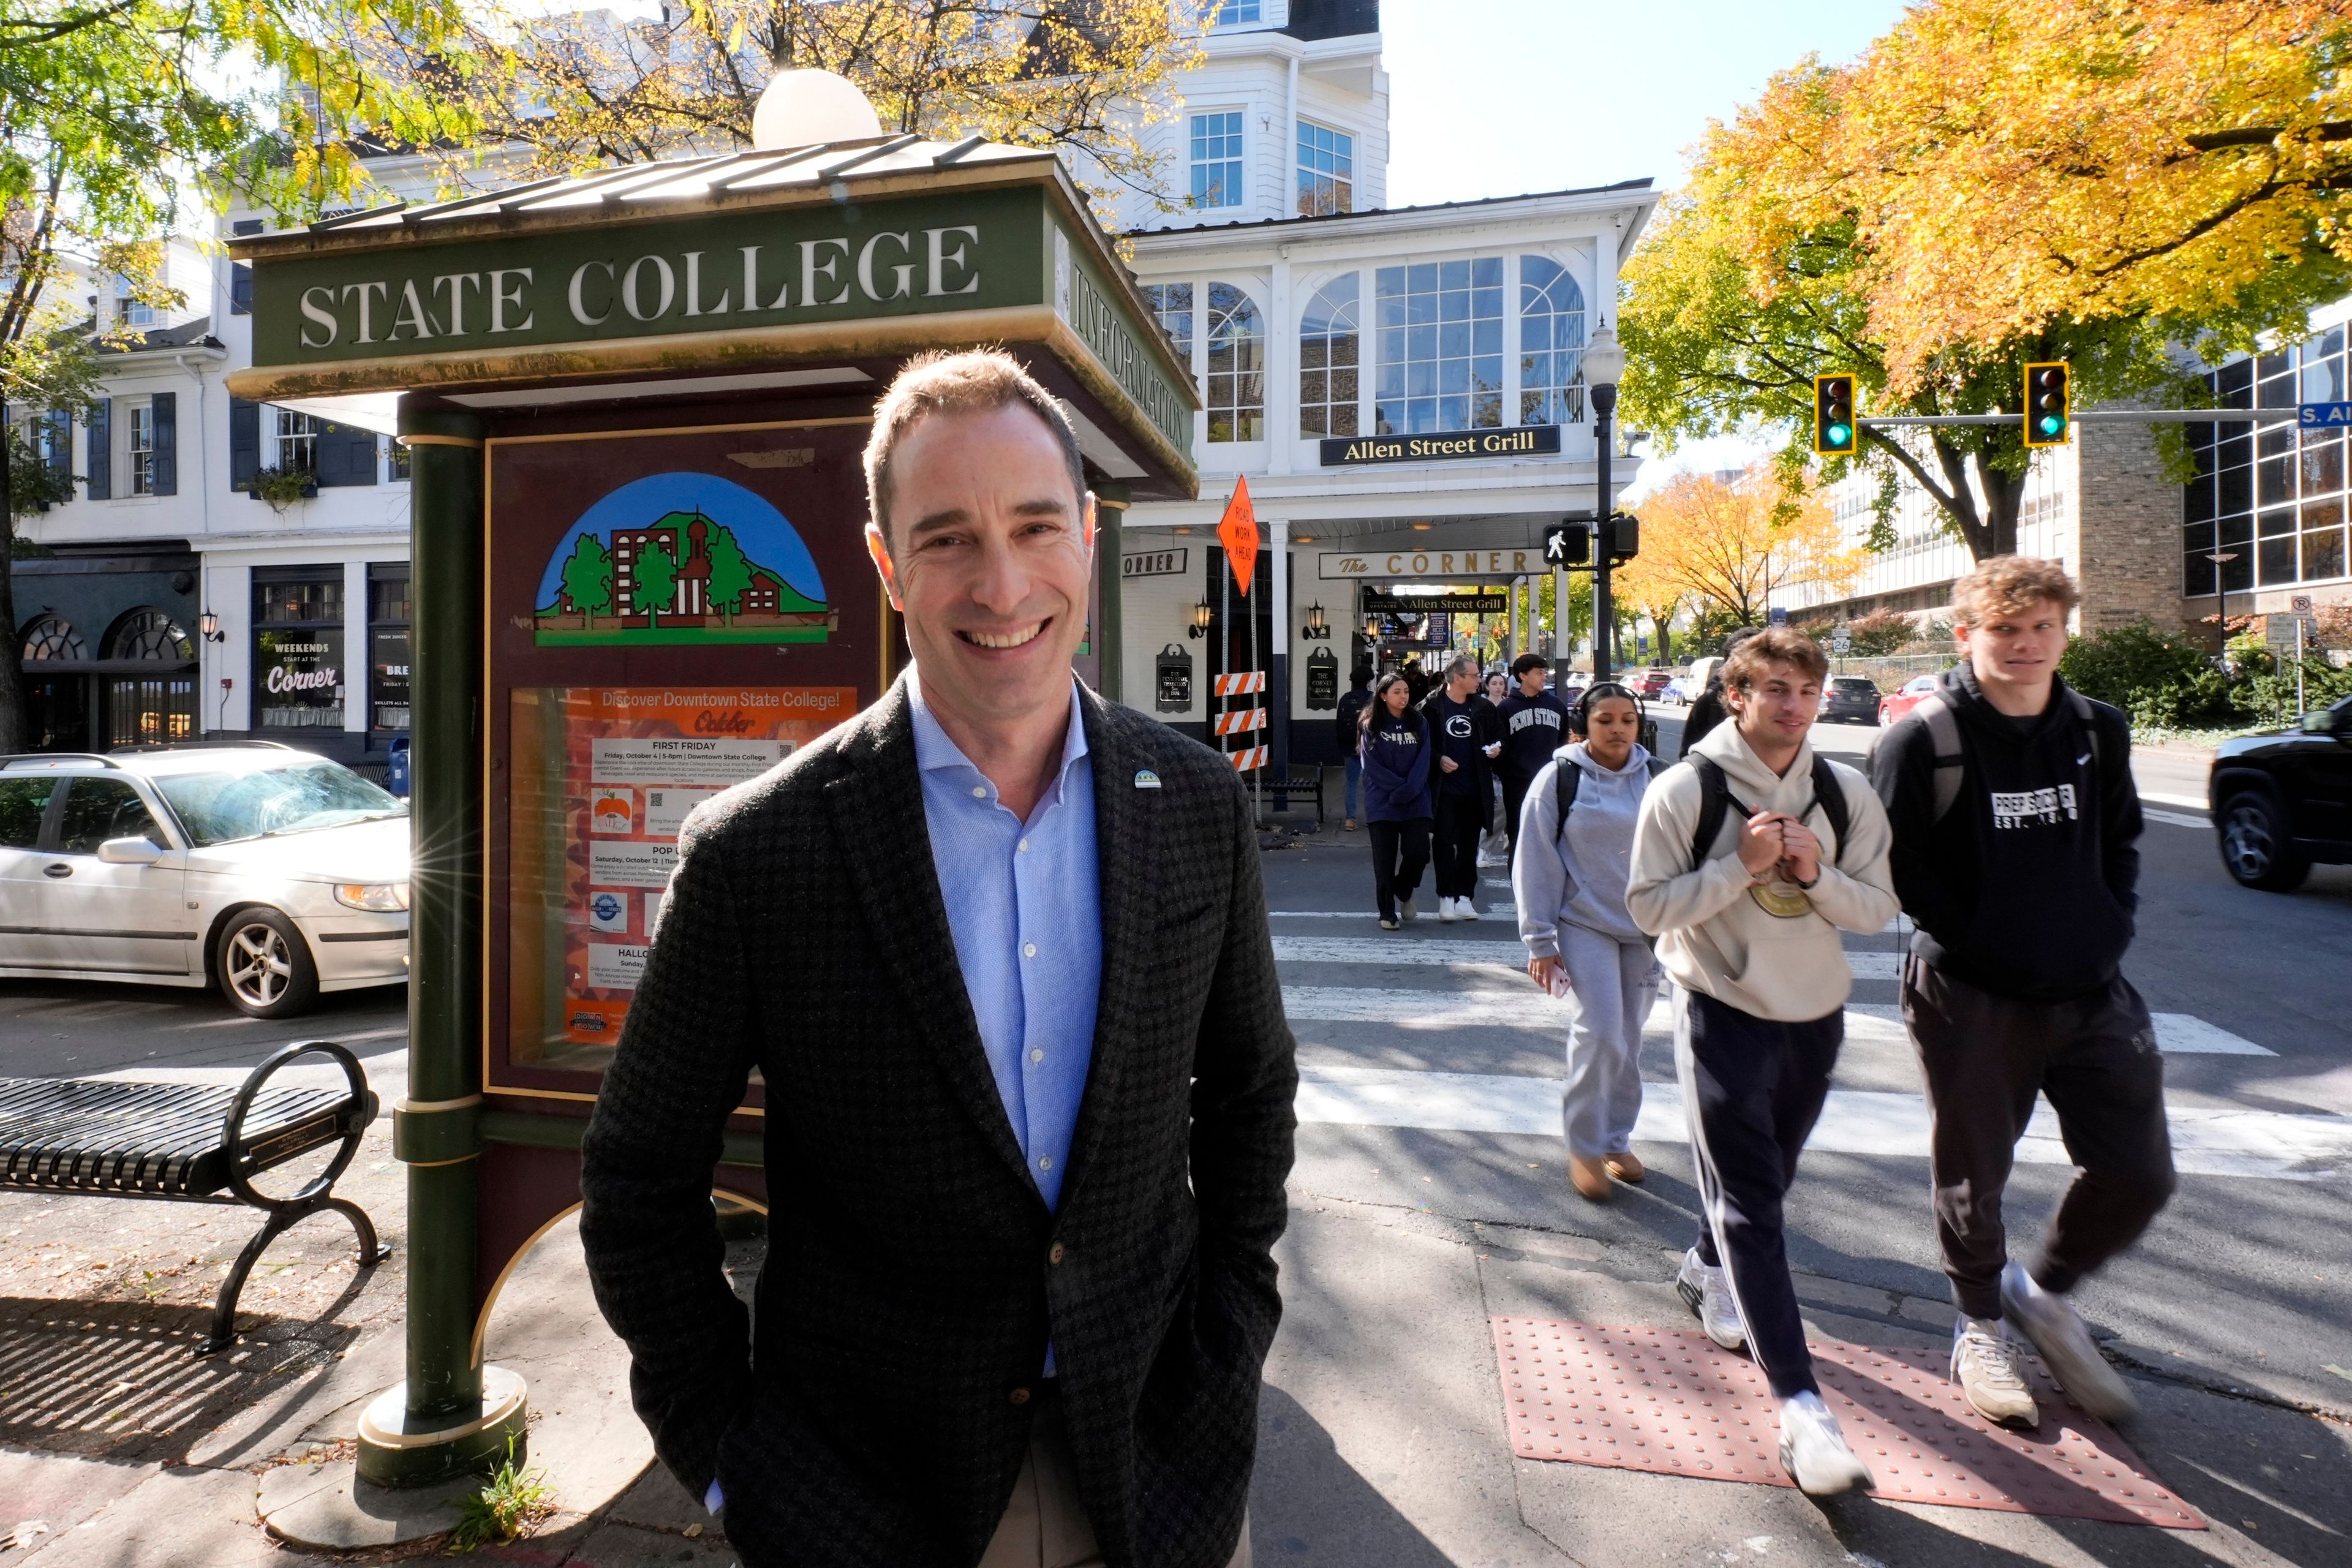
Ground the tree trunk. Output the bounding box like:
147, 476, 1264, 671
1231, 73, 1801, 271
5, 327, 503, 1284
1972, 450, 2029, 558
0, 415, 26, 754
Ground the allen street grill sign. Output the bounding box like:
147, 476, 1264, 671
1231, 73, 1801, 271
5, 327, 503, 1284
1319, 425, 1561, 467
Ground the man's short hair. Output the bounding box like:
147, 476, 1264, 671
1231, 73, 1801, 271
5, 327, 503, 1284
1510, 652, 1551, 677
1444, 653, 1480, 681
862, 349, 1088, 546
1722, 626, 1828, 693
1951, 555, 2081, 629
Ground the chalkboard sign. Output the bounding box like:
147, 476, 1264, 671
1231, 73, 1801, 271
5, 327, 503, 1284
1156, 643, 1193, 713
1305, 647, 1339, 710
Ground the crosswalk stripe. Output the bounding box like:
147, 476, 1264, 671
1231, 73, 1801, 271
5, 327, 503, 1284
1273, 934, 1904, 981
2144, 808, 2208, 830
1294, 1067, 2344, 1180
1280, 986, 2270, 1057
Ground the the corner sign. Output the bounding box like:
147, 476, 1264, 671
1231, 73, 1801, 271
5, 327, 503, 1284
1319, 425, 1561, 467
1121, 547, 1188, 579
2301, 402, 2352, 428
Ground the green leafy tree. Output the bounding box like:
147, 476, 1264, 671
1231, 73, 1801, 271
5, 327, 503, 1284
704, 524, 754, 620
632, 539, 680, 625
560, 533, 615, 617
0, 0, 467, 748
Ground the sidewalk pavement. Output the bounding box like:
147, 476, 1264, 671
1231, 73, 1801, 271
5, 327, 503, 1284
0, 1109, 731, 1567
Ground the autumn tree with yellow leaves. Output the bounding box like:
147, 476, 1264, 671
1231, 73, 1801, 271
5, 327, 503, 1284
1619, 0, 2352, 562
1623, 467, 1860, 630
402, 0, 1210, 216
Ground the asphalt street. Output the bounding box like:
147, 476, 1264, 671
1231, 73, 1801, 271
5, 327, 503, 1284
4, 709, 2348, 1564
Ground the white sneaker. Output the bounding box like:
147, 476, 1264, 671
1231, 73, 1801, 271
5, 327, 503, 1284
1951, 1316, 2039, 1428
1676, 1247, 1745, 1351
1438, 897, 1459, 922
1777, 1392, 1874, 1496
1457, 899, 1481, 921
2002, 1262, 2135, 1423
1398, 895, 1418, 923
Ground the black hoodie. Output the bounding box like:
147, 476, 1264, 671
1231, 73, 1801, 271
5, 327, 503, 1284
1868, 664, 2142, 1001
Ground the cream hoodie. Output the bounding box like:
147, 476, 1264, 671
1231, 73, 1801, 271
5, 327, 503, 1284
1626, 719, 1898, 1021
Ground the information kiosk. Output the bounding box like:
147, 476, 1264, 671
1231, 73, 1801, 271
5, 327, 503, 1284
226, 102, 1196, 1485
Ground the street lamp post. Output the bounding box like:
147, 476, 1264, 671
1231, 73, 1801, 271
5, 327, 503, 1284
2206, 550, 2240, 647
1583, 323, 1628, 682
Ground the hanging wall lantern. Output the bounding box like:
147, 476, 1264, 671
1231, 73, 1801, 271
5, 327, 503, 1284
1187, 597, 1213, 639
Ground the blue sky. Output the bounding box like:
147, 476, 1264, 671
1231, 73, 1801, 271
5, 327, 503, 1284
1380, 1, 1917, 486
1384, 0, 1916, 206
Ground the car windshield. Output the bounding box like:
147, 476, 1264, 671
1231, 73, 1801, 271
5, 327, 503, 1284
154, 760, 406, 846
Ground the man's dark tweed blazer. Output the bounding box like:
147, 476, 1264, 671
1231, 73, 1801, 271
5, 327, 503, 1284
579, 674, 1298, 1568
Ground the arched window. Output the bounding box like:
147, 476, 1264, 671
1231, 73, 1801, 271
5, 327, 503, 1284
21, 614, 86, 662
1520, 255, 1588, 426
1143, 283, 1194, 366
1205, 283, 1264, 443
107, 608, 194, 664
1299, 274, 1360, 439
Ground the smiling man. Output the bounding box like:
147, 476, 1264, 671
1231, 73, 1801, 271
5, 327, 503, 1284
1871, 557, 2163, 1435
579, 350, 1294, 1568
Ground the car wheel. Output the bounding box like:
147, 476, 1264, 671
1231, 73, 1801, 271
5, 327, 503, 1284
216, 907, 322, 1018
2218, 794, 2311, 892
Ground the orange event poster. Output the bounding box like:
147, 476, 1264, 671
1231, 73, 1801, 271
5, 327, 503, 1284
559, 685, 853, 1044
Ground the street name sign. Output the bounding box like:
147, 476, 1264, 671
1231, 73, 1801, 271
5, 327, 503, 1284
2301, 402, 2352, 428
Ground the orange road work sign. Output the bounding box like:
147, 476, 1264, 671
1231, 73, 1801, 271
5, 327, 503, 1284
1218, 476, 1260, 597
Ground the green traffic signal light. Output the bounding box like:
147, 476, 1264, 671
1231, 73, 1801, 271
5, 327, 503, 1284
2023, 361, 2070, 448
1814, 373, 1858, 456
1827, 422, 1853, 447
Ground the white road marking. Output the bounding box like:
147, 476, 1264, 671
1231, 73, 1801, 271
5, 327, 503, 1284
2149, 1014, 2277, 1056
2140, 788, 2208, 812
1295, 1067, 2348, 1180
2144, 808, 2209, 830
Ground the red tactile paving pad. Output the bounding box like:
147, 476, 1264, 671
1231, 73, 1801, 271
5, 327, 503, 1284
1491, 1317, 2204, 1529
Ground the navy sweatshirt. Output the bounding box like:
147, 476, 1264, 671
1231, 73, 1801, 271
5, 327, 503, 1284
1496, 689, 1570, 781
1360, 709, 1435, 823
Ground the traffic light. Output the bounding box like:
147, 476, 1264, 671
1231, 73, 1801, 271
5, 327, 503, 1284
1544, 521, 1591, 566
1604, 513, 1639, 562
1813, 374, 1857, 456
2023, 361, 2070, 448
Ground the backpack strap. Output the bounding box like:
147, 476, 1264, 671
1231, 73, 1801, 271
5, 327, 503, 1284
1689, 756, 1741, 869
1913, 693, 1967, 823
1808, 754, 1852, 866
2067, 688, 2102, 774
1550, 760, 1582, 845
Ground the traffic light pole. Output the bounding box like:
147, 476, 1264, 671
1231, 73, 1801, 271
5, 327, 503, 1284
1593, 381, 1616, 684
1860, 409, 2299, 428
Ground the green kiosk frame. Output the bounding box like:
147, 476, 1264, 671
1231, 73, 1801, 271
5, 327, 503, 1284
227, 134, 1196, 1485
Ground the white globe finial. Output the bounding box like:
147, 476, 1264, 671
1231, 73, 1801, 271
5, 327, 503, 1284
752, 68, 883, 151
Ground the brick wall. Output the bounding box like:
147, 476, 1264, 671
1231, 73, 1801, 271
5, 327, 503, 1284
2073, 412, 2192, 631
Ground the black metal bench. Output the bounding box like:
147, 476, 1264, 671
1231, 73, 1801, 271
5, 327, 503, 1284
0, 1040, 390, 1356
1265, 764, 1327, 825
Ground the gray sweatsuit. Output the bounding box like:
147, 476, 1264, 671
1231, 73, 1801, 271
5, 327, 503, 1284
1513, 741, 1660, 1159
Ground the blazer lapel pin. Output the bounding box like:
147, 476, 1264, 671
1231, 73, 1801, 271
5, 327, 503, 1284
1133, 769, 1162, 790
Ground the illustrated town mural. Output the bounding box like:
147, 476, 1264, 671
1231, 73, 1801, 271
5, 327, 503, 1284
533, 471, 835, 646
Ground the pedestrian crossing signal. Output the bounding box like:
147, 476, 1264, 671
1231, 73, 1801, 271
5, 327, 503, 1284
1813, 374, 1857, 456
2023, 362, 2070, 448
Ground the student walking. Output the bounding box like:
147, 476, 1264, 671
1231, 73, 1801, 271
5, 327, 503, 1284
1515, 682, 1662, 1202
1871, 557, 2168, 1431
1335, 663, 1374, 831
1420, 654, 1504, 921
1496, 654, 1572, 867
1626, 627, 1898, 1497
1679, 625, 1763, 760
1360, 672, 1433, 930
1479, 668, 1515, 868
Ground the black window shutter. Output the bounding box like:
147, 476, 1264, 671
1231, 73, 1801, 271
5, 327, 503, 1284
317, 421, 379, 488
230, 396, 260, 489
231, 264, 252, 315
150, 391, 176, 495
86, 397, 111, 500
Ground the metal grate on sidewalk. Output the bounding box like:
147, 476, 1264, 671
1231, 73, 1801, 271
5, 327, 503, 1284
1491, 1317, 2204, 1529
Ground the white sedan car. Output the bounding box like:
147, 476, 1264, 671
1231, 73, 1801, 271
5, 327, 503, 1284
0, 744, 410, 1017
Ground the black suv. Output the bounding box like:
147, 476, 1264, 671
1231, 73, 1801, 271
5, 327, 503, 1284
2209, 693, 2352, 890
1820, 674, 1882, 726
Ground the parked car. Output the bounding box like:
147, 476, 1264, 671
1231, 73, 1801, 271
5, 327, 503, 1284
1630, 668, 1675, 699
0, 744, 410, 1017
2207, 694, 2352, 891
1820, 674, 1883, 726
1881, 674, 1940, 725
1666, 673, 1705, 704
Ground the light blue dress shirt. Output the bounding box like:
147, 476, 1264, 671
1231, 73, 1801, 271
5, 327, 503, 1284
907, 668, 1104, 1212
710, 673, 1104, 1516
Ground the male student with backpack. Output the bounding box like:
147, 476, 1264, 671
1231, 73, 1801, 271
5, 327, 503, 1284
1514, 682, 1664, 1202
1870, 557, 2167, 1433
1496, 653, 1572, 866
1626, 627, 1898, 1497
